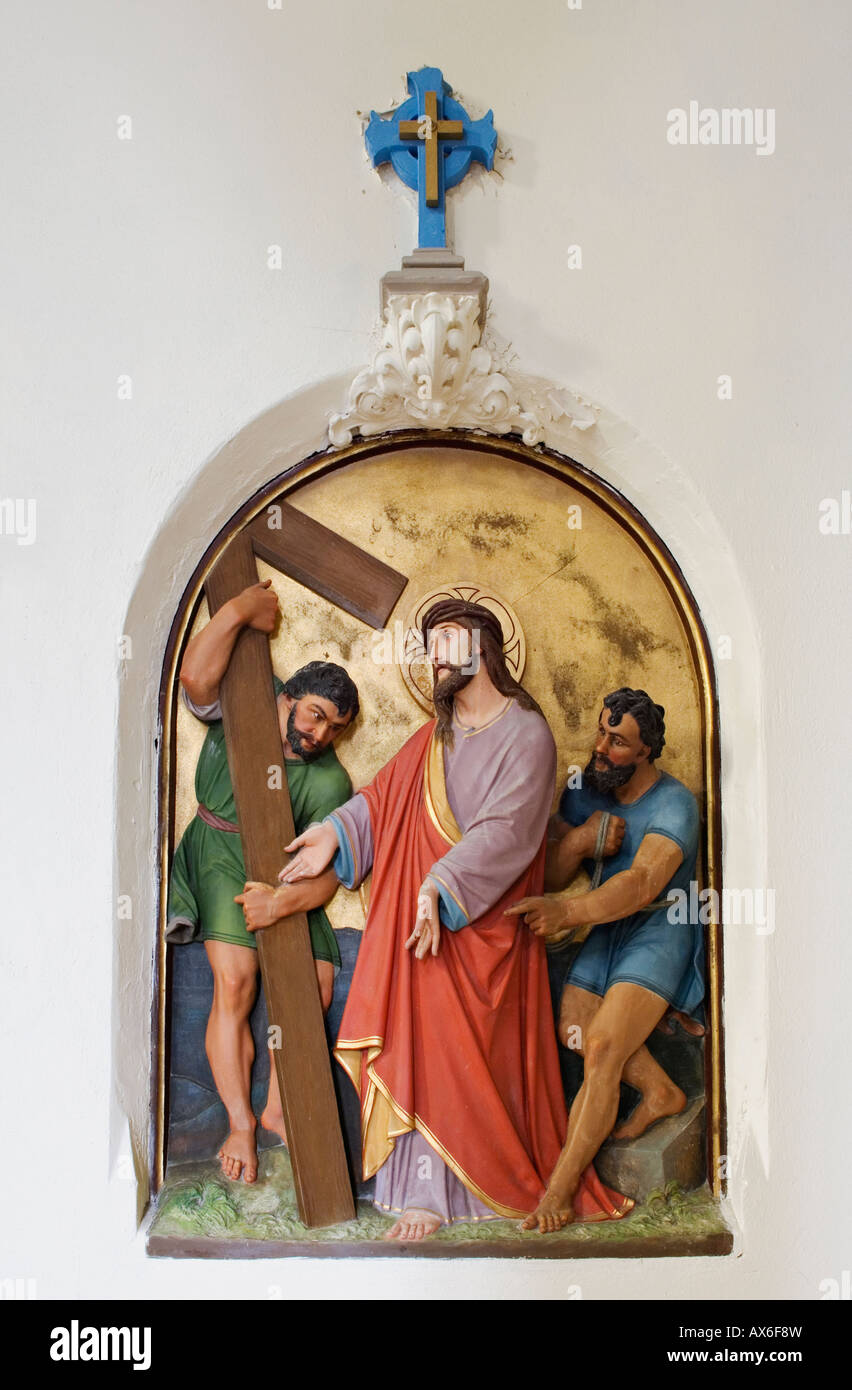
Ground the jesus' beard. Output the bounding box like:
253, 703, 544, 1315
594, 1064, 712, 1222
432, 665, 475, 745
583, 753, 637, 795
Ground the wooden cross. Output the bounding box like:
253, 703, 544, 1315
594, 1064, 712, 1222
399, 90, 463, 207
204, 502, 407, 1226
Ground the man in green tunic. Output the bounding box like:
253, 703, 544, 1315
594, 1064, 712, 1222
167, 579, 359, 1184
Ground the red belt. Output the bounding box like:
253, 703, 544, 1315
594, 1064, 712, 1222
196, 803, 239, 833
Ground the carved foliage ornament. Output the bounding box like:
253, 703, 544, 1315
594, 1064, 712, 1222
328, 292, 597, 448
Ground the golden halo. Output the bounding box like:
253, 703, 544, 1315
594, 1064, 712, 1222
400, 582, 527, 711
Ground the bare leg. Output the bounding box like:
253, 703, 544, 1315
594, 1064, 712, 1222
204, 941, 260, 1184
260, 959, 335, 1146
558, 984, 686, 1142
556, 983, 604, 1055
524, 983, 670, 1232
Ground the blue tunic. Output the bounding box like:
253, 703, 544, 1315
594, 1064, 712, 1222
556, 772, 705, 1020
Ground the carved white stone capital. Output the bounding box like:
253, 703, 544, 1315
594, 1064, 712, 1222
328, 291, 597, 449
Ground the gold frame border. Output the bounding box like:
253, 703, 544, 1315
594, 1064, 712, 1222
154, 430, 724, 1201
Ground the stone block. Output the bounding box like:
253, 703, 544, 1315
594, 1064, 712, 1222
380, 248, 489, 330
595, 1097, 707, 1204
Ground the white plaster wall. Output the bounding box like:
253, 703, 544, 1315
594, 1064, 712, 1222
2, 0, 849, 1300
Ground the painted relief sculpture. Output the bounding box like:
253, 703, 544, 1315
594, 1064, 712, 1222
150, 67, 727, 1258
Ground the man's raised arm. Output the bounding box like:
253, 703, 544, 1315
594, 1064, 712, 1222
180, 580, 279, 706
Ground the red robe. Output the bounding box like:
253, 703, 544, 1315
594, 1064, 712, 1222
335, 720, 632, 1221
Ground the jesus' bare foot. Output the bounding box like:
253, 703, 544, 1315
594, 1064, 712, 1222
521, 1191, 575, 1233
612, 1083, 687, 1141
259, 1105, 288, 1148
218, 1127, 258, 1184
384, 1207, 443, 1241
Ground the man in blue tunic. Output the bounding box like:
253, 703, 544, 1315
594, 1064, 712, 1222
507, 688, 704, 1232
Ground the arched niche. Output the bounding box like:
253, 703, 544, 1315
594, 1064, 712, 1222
150, 431, 725, 1245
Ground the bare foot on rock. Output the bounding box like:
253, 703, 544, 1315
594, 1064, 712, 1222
384, 1208, 443, 1241
218, 1127, 258, 1184
612, 1083, 687, 1141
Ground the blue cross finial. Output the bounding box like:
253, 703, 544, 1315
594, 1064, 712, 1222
365, 67, 497, 249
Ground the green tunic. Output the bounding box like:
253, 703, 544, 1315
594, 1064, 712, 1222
166, 677, 350, 966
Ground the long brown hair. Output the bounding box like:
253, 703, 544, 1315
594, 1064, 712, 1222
430, 613, 544, 746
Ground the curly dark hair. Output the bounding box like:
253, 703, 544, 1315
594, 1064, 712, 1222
282, 661, 360, 720
602, 687, 666, 760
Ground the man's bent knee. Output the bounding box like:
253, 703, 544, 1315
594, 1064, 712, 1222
583, 1031, 621, 1076
212, 967, 258, 1013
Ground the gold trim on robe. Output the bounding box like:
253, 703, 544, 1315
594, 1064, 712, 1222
334, 1037, 529, 1219
423, 728, 463, 846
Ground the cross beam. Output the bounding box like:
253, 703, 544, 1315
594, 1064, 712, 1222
399, 90, 463, 208
203, 502, 407, 1226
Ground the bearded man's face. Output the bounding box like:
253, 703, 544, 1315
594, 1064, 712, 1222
583, 752, 638, 794
283, 694, 349, 762
583, 708, 648, 793
428, 622, 478, 696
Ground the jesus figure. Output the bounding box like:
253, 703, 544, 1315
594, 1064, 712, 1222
281, 599, 632, 1239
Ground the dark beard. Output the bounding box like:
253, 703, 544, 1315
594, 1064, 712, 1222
287, 706, 324, 763
433, 666, 475, 746
583, 753, 637, 795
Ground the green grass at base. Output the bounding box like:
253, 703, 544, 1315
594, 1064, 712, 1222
150, 1147, 728, 1248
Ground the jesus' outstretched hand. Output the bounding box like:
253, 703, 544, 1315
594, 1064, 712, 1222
278, 820, 338, 883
